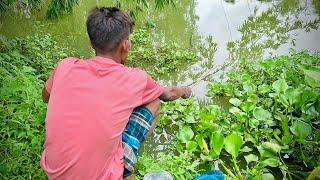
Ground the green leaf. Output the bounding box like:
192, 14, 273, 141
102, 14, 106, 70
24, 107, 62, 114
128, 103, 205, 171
285, 88, 300, 105
229, 107, 242, 115
244, 154, 258, 164
305, 75, 320, 88
186, 141, 198, 152
240, 146, 253, 153
259, 158, 280, 168
258, 145, 277, 159
229, 98, 242, 107
249, 118, 260, 128
303, 69, 320, 82
258, 84, 271, 94
279, 94, 289, 108
262, 142, 281, 154
199, 105, 221, 121
261, 173, 275, 180
272, 79, 288, 92
240, 102, 255, 113
177, 126, 194, 143
224, 133, 244, 158
210, 133, 224, 156
290, 119, 312, 139
196, 135, 210, 155
243, 82, 256, 93
253, 107, 272, 120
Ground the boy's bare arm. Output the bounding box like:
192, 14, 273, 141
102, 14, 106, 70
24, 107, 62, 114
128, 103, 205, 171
159, 86, 192, 102
42, 86, 50, 103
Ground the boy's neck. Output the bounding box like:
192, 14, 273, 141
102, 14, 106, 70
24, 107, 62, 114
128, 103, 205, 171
96, 52, 122, 64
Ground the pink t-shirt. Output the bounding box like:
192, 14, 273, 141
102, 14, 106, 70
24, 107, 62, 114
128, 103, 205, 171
40, 56, 164, 180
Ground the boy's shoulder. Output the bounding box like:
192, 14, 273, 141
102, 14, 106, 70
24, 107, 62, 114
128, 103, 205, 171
122, 66, 151, 79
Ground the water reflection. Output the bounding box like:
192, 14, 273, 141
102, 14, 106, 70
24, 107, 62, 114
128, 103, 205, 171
0, 0, 319, 94
184, 0, 320, 97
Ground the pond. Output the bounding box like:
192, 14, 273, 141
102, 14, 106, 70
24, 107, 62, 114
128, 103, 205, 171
1, 0, 320, 177
1, 0, 319, 98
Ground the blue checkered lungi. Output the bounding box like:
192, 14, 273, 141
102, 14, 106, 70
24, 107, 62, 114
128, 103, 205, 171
122, 106, 154, 178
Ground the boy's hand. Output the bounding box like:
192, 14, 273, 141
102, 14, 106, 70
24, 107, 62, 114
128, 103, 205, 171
181, 86, 192, 99
160, 86, 192, 102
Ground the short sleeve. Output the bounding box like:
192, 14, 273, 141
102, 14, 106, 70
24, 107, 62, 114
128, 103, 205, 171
45, 68, 56, 93
141, 75, 164, 105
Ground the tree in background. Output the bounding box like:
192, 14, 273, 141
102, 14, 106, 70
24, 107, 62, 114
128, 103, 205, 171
0, 0, 175, 19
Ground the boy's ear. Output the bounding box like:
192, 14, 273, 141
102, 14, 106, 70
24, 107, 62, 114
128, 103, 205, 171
122, 39, 131, 52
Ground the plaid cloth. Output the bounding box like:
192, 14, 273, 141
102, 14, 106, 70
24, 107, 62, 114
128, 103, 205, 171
122, 106, 154, 178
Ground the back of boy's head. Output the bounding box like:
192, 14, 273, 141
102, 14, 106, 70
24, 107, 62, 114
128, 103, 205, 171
86, 7, 134, 53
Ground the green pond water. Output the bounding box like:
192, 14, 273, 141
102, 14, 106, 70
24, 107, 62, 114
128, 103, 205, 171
1, 0, 320, 169
1, 0, 319, 98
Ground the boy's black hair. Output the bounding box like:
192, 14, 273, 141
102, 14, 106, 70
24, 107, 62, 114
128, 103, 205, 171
86, 7, 134, 52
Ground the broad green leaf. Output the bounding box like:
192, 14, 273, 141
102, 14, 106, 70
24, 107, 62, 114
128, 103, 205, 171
290, 119, 312, 139
244, 154, 258, 164
285, 88, 300, 105
259, 158, 280, 168
224, 133, 244, 158
305, 76, 320, 88
249, 118, 260, 128
186, 141, 197, 152
243, 82, 256, 93
272, 79, 288, 92
258, 84, 271, 94
302, 103, 319, 118
210, 133, 224, 156
262, 142, 281, 154
247, 93, 259, 103
240, 146, 253, 153
185, 115, 197, 123
282, 135, 293, 145
258, 145, 277, 159
262, 173, 275, 180
253, 107, 272, 120
177, 126, 194, 143
229, 107, 242, 115
240, 102, 255, 113
304, 69, 320, 82
279, 94, 289, 108
229, 98, 242, 107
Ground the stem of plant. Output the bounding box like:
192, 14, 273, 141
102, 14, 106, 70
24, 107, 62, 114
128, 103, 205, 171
220, 160, 237, 179
232, 157, 243, 180
278, 152, 293, 180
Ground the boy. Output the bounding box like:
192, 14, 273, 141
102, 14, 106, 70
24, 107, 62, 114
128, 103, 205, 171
40, 7, 191, 180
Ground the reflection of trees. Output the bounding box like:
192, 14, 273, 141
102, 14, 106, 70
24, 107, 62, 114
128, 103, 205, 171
227, 0, 320, 61
138, 0, 201, 85
312, 0, 320, 17
179, 0, 320, 90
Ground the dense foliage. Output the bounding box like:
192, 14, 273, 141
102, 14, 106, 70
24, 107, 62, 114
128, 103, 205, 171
0, 34, 71, 179
0, 0, 175, 19
137, 51, 320, 179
